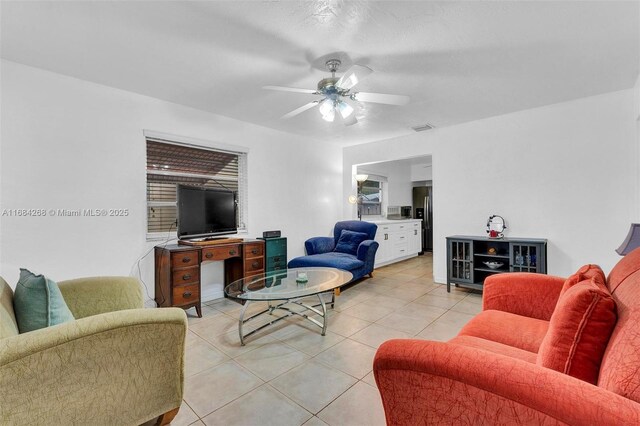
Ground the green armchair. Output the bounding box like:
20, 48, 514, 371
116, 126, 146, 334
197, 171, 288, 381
0, 276, 187, 426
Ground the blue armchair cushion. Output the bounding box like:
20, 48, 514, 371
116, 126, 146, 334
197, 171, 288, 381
334, 230, 369, 256
288, 252, 365, 271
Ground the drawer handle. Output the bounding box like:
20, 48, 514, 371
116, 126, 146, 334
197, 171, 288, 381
414, 230, 417, 235
274, 266, 281, 270
205, 252, 213, 259
251, 249, 259, 254
182, 274, 192, 281
183, 291, 192, 298
229, 250, 236, 255
252, 261, 260, 268
274, 256, 281, 261
182, 257, 191, 263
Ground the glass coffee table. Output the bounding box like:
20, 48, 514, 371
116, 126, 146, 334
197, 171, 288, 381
224, 267, 353, 345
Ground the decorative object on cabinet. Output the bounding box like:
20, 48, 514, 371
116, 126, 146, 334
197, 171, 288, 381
155, 239, 265, 316
482, 261, 504, 270
486, 215, 507, 238
616, 223, 640, 255
258, 236, 287, 276
446, 235, 547, 292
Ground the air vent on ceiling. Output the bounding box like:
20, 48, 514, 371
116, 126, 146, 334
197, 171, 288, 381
411, 123, 435, 132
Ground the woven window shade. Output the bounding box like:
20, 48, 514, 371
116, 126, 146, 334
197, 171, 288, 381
146, 139, 245, 235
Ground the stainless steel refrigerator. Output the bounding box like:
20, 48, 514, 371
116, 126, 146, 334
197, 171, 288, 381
412, 186, 433, 253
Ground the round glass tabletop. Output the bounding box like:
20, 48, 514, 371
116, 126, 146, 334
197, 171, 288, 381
224, 267, 353, 301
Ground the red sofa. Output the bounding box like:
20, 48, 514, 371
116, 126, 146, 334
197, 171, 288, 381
374, 249, 640, 425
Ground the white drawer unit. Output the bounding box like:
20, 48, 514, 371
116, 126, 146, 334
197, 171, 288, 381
375, 224, 393, 264
372, 219, 422, 268
409, 222, 421, 254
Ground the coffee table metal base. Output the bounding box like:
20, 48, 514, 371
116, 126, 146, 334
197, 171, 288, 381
238, 292, 332, 345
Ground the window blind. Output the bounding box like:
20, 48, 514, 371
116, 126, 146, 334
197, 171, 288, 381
146, 138, 247, 237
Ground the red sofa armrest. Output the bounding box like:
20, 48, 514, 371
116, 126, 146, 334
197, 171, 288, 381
374, 339, 640, 425
482, 273, 565, 320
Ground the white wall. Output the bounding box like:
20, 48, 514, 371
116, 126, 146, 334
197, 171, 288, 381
0, 60, 343, 303
410, 163, 433, 182
344, 90, 637, 282
635, 73, 640, 219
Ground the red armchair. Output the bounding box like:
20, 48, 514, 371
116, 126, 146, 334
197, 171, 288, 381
374, 250, 640, 424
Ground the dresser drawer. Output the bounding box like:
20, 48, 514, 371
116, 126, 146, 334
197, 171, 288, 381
244, 271, 264, 285
202, 244, 241, 261
267, 258, 287, 270
244, 242, 264, 257
172, 266, 199, 285
269, 264, 286, 273
268, 254, 286, 264
172, 283, 199, 306
245, 257, 264, 273
266, 238, 287, 256
171, 251, 199, 268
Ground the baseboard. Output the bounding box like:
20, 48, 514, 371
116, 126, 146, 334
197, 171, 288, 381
434, 276, 447, 285
201, 285, 224, 302
374, 253, 419, 269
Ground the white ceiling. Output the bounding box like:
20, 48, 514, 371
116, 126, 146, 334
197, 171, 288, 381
2, 1, 638, 146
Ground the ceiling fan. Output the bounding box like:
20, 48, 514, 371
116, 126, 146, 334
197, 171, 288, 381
264, 59, 410, 126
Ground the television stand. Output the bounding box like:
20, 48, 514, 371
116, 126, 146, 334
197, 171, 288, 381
155, 239, 265, 317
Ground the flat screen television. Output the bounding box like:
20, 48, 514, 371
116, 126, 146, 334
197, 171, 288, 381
177, 185, 237, 239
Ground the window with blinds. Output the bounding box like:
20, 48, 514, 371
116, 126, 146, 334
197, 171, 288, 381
146, 138, 247, 238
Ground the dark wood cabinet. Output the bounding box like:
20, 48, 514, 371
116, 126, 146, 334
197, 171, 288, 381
155, 239, 265, 316
446, 235, 547, 292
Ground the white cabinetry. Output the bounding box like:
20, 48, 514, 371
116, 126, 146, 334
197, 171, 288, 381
390, 223, 409, 259
409, 222, 421, 254
375, 224, 392, 264
373, 220, 422, 268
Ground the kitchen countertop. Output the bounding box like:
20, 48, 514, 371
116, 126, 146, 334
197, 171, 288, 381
365, 218, 422, 224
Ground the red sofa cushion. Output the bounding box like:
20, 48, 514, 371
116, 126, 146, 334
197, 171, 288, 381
537, 275, 617, 384
458, 310, 549, 353
449, 335, 537, 363
560, 264, 605, 296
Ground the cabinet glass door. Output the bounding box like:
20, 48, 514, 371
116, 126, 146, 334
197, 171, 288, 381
510, 243, 543, 273
449, 240, 473, 283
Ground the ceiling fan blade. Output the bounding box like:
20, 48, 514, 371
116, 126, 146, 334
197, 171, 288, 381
263, 85, 318, 94
336, 65, 373, 91
281, 101, 319, 119
352, 92, 410, 106
343, 113, 358, 126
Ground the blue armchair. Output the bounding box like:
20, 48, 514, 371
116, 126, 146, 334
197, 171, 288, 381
288, 221, 379, 282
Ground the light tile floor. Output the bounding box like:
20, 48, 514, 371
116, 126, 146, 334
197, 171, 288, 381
162, 254, 481, 426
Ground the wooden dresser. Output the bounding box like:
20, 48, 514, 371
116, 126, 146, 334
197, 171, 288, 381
154, 239, 265, 317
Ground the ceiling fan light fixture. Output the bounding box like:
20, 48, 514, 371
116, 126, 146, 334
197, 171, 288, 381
266, 57, 408, 126
337, 101, 354, 119
322, 111, 335, 122
319, 99, 336, 122
318, 98, 333, 115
